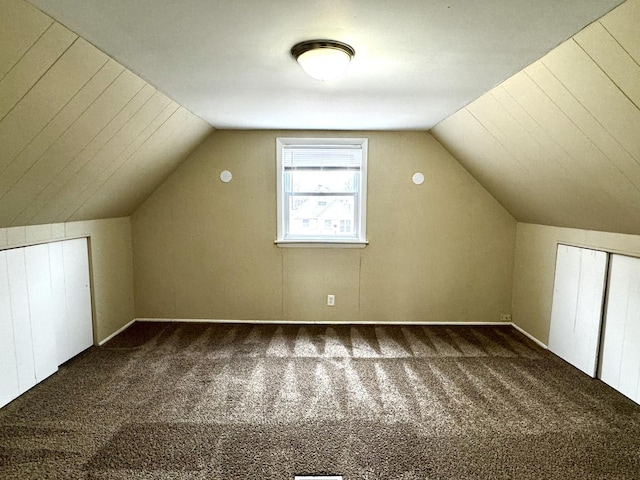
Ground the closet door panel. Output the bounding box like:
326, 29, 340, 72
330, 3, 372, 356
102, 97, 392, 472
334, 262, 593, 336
548, 245, 608, 377
62, 238, 93, 359
24, 244, 58, 382
0, 251, 19, 408
6, 248, 36, 394
48, 241, 69, 365
600, 254, 640, 403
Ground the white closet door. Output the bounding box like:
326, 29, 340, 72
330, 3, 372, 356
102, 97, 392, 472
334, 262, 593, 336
62, 238, 93, 360
600, 254, 640, 403
0, 251, 20, 408
49, 241, 69, 365
548, 245, 608, 377
5, 248, 37, 394
24, 244, 58, 382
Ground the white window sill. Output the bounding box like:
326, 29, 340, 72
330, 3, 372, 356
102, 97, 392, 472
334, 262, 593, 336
275, 239, 368, 249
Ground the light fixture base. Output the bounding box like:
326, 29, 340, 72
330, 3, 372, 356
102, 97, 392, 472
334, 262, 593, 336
291, 40, 355, 59
291, 39, 355, 81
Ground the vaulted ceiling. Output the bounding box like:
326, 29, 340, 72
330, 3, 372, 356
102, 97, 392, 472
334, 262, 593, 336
27, 0, 622, 130
432, 0, 640, 235
0, 0, 213, 227
1, 0, 638, 236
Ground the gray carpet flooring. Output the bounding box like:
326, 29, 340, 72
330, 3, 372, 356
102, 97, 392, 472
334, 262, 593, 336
1, 322, 640, 479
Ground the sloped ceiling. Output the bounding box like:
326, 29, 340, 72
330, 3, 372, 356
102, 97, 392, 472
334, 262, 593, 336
26, 0, 623, 130
0, 0, 214, 228
2, 0, 639, 237
432, 0, 640, 235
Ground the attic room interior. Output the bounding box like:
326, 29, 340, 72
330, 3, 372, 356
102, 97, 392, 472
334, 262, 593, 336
1, 0, 640, 477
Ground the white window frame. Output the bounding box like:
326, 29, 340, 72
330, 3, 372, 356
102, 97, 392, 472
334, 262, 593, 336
276, 137, 368, 248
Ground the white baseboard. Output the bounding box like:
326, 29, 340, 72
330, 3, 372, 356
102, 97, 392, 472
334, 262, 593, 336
98, 319, 136, 346
510, 323, 547, 349
135, 317, 513, 327
117, 318, 547, 350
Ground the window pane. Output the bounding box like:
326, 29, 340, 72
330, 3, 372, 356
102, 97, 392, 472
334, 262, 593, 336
287, 170, 358, 193
288, 196, 355, 236
277, 137, 367, 244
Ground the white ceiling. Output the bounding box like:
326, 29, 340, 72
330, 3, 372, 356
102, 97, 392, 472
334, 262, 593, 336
28, 0, 624, 130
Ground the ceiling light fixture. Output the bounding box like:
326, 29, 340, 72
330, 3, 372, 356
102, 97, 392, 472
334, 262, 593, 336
291, 40, 355, 81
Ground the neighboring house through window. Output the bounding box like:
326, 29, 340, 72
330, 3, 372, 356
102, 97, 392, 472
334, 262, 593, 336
276, 137, 368, 246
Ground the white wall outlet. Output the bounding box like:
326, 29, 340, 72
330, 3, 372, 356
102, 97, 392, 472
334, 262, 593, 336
500, 313, 512, 322
327, 294, 335, 306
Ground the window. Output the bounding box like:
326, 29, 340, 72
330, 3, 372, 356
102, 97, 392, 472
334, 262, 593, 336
276, 137, 368, 247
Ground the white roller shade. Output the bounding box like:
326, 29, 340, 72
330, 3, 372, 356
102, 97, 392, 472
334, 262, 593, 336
283, 146, 362, 169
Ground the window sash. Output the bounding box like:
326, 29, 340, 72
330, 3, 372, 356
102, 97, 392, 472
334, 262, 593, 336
276, 137, 368, 245
284, 192, 359, 239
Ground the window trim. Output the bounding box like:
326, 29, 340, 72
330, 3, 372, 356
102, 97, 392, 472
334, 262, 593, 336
275, 137, 368, 248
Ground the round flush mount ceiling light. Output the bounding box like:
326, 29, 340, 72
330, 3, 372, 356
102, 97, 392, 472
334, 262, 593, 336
291, 40, 355, 81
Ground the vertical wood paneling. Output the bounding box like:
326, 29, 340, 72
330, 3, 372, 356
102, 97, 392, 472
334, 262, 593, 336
24, 243, 58, 382
548, 245, 608, 377
600, 254, 640, 403
5, 248, 36, 393
0, 251, 20, 408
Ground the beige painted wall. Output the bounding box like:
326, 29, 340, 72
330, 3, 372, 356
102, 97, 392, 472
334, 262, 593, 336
0, 217, 136, 343
512, 222, 640, 345
132, 130, 516, 323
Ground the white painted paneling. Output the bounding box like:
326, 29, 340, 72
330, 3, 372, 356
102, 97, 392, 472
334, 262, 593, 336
0, 0, 53, 79
24, 243, 58, 382
0, 251, 20, 408
48, 241, 69, 365
0, 22, 76, 120
5, 248, 36, 393
0, 3, 213, 229
431, 2, 640, 236
600, 254, 640, 403
0, 237, 94, 408
62, 238, 93, 358
548, 245, 608, 377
